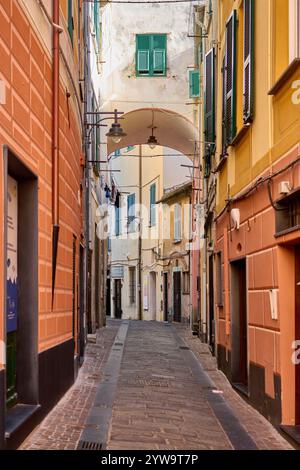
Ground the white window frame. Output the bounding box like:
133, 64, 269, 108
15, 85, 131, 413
289, 0, 300, 62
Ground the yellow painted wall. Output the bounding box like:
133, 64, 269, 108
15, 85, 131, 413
216, 0, 296, 213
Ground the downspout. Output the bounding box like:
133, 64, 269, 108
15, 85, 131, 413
52, 0, 61, 307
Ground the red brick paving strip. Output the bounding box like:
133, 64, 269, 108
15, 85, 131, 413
20, 320, 120, 450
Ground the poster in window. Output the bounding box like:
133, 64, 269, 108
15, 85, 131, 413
7, 176, 18, 333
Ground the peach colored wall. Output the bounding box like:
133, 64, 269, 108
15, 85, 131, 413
0, 0, 83, 359
215, 144, 300, 423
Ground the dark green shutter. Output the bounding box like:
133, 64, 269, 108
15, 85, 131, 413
68, 0, 73, 46
204, 48, 215, 144
94, 1, 100, 49
243, 0, 254, 123
127, 194, 135, 233
225, 10, 237, 144
189, 70, 200, 98
221, 57, 227, 157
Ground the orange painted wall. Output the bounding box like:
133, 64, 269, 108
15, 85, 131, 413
0, 0, 83, 364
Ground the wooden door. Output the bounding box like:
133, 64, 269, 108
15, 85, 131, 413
173, 271, 181, 323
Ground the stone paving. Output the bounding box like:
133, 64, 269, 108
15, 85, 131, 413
20, 319, 293, 450
20, 320, 120, 450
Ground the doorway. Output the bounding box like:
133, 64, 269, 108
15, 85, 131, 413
78, 244, 85, 363
295, 247, 300, 423
4, 147, 38, 412
114, 279, 122, 319
173, 271, 181, 322
163, 272, 168, 321
149, 272, 157, 321
106, 274, 111, 317
231, 258, 248, 392
208, 255, 215, 353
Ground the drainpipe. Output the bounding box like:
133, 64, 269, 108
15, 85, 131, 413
51, 0, 61, 306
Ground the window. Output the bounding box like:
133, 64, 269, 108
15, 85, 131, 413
189, 70, 200, 98
127, 193, 136, 233
204, 48, 215, 144
115, 206, 121, 236
129, 267, 136, 304
216, 252, 223, 306
223, 10, 237, 147
136, 34, 167, 77
149, 183, 156, 226
243, 0, 254, 123
289, 0, 300, 62
68, 0, 73, 46
93, 0, 100, 49
174, 203, 182, 242
182, 272, 190, 294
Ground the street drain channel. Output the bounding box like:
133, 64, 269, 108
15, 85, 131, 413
77, 440, 103, 451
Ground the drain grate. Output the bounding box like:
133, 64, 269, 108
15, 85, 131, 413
114, 342, 123, 346
179, 345, 190, 350
77, 440, 103, 451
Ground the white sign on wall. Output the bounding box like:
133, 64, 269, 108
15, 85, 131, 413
111, 265, 124, 279
143, 276, 148, 310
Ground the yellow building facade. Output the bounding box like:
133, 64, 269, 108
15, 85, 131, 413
199, 0, 300, 433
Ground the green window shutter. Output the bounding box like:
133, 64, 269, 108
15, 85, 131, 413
221, 56, 227, 157
243, 0, 254, 123
204, 48, 215, 144
137, 50, 150, 74
153, 50, 166, 74
225, 10, 237, 144
150, 184, 156, 226
115, 206, 121, 236
127, 194, 136, 233
68, 0, 73, 46
136, 34, 166, 76
94, 1, 100, 49
189, 70, 200, 98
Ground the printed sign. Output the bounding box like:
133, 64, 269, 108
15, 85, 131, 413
143, 276, 148, 310
7, 176, 18, 333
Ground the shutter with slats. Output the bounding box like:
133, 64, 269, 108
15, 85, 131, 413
225, 10, 237, 144
204, 48, 215, 144
137, 35, 150, 75
153, 50, 166, 74
221, 57, 227, 157
68, 0, 73, 45
189, 70, 200, 98
243, 0, 254, 122
150, 184, 156, 226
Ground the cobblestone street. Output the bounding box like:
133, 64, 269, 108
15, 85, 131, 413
20, 320, 293, 451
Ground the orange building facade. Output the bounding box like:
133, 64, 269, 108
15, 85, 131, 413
0, 0, 84, 448
202, 0, 300, 436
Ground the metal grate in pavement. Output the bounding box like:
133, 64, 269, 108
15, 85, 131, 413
77, 440, 103, 451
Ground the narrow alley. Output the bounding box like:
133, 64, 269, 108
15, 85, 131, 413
20, 320, 291, 451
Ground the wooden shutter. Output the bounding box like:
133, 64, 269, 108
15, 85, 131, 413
153, 50, 166, 74
221, 57, 227, 157
204, 48, 215, 144
136, 35, 150, 75
174, 204, 182, 241
127, 194, 135, 233
68, 0, 73, 45
152, 35, 167, 75
225, 10, 237, 144
243, 0, 254, 122
189, 70, 200, 98
150, 184, 156, 226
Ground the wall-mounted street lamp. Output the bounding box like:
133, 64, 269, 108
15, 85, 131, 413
106, 109, 127, 144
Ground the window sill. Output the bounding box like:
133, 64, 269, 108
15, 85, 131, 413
214, 156, 227, 173
5, 403, 41, 439
231, 123, 251, 147
268, 58, 300, 95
